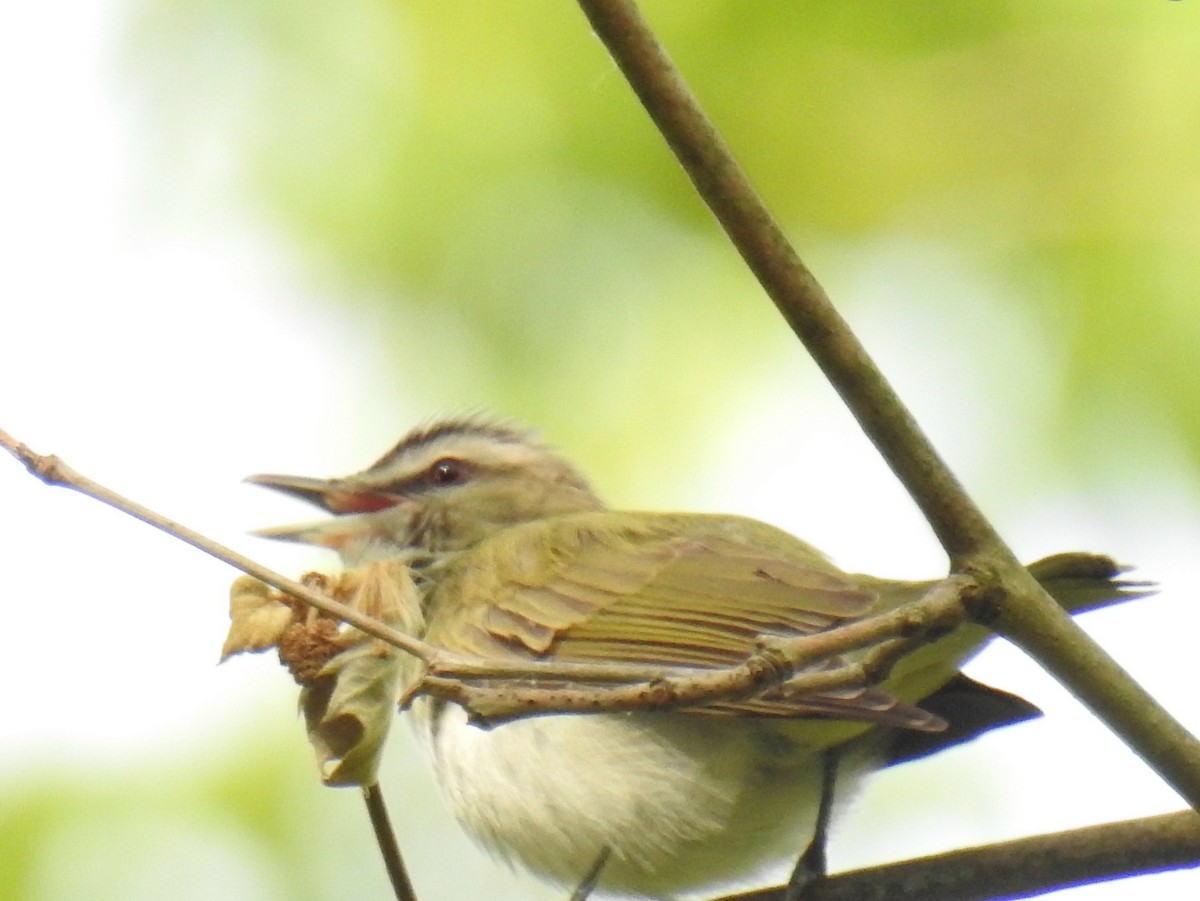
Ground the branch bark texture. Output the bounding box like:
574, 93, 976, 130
718, 811, 1200, 901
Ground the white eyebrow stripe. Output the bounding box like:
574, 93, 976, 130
363, 433, 551, 482
364, 416, 535, 472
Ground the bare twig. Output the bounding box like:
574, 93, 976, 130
418, 579, 970, 725
0, 427, 433, 663
715, 810, 1200, 901
574, 0, 1200, 812
422, 641, 895, 725
362, 783, 418, 901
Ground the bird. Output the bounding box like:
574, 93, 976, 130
247, 414, 1141, 900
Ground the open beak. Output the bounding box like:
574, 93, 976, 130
245, 473, 406, 514
245, 473, 408, 548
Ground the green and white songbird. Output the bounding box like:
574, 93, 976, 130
248, 416, 1140, 900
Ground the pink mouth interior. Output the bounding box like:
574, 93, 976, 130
325, 491, 403, 514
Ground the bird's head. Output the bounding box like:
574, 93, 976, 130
248, 416, 602, 563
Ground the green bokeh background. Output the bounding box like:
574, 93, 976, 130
127, 0, 1200, 475
3, 2, 1199, 899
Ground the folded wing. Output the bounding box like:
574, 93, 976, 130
431, 512, 945, 732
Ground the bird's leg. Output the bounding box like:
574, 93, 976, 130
782, 748, 840, 901
568, 847, 611, 901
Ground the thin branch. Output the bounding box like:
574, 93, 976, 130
417, 579, 970, 725
574, 0, 1200, 812
0, 427, 434, 664
422, 639, 898, 725
0, 426, 696, 692
714, 810, 1200, 901
362, 783, 418, 901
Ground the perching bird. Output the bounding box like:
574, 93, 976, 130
249, 415, 1140, 900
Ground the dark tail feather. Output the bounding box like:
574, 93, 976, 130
884, 673, 1041, 766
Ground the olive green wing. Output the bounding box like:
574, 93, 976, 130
431, 511, 943, 731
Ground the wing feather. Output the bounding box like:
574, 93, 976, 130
430, 511, 942, 730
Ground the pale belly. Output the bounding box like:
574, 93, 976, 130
411, 700, 840, 899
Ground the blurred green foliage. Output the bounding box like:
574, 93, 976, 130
8, 2, 1196, 900
0, 733, 380, 901
124, 0, 1200, 483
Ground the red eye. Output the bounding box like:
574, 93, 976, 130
427, 458, 466, 487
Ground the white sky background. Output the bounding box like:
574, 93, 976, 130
2, 4, 1198, 900
1, 3, 381, 758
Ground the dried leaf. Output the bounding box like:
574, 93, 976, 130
301, 639, 405, 786
221, 575, 296, 660
299, 562, 426, 786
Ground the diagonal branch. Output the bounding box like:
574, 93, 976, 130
0, 427, 435, 664
574, 0, 1200, 813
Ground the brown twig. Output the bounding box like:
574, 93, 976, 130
714, 810, 1200, 901
362, 782, 418, 901
574, 0, 1200, 813
0, 427, 434, 663
418, 579, 970, 725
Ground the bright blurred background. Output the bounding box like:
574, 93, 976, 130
2, 1, 1199, 899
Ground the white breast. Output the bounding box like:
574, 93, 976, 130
409, 699, 832, 899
